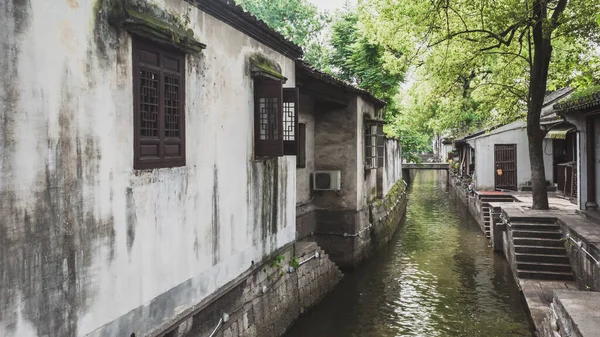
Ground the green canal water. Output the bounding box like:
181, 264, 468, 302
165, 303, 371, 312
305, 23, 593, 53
285, 170, 531, 337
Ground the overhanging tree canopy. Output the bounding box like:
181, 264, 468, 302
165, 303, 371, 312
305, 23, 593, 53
361, 0, 600, 209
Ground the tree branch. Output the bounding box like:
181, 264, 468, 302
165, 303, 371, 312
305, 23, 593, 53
471, 82, 528, 102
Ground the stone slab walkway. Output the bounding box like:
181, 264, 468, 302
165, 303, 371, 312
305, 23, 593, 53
520, 279, 578, 332
553, 290, 600, 337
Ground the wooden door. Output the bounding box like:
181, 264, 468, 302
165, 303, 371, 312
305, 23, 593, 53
494, 144, 517, 191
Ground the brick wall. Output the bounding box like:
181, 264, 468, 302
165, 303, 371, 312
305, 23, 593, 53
161, 242, 342, 337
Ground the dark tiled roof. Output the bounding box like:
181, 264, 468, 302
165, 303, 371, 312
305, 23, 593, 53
540, 87, 574, 124
296, 61, 386, 107
554, 90, 600, 114
190, 0, 303, 59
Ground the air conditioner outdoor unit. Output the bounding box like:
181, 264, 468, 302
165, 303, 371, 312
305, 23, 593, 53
313, 171, 342, 191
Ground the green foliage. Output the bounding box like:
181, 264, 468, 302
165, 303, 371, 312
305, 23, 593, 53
235, 0, 331, 69
289, 257, 300, 269
329, 8, 407, 106
270, 255, 286, 270
359, 0, 600, 134
569, 85, 600, 101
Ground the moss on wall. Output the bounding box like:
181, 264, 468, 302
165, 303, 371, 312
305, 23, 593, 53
249, 54, 286, 81
103, 0, 206, 53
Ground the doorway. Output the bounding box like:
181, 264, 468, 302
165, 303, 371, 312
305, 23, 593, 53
494, 144, 517, 191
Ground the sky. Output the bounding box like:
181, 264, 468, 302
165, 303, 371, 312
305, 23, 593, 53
308, 0, 353, 12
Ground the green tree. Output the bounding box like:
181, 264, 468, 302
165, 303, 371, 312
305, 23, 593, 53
361, 0, 600, 209
329, 8, 407, 106
328, 7, 426, 159
235, 0, 331, 70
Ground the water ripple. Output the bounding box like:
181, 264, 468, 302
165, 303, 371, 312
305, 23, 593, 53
285, 171, 531, 337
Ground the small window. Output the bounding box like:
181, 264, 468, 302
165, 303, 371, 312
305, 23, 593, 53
133, 39, 185, 169
297, 123, 307, 168
283, 88, 299, 155
365, 121, 384, 169
254, 79, 283, 157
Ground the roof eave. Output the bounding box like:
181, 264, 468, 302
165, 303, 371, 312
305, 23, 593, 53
296, 61, 386, 107
188, 0, 303, 59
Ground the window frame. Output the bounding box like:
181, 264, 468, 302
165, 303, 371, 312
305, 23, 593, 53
254, 79, 284, 158
283, 88, 299, 156
133, 38, 186, 170
365, 120, 385, 169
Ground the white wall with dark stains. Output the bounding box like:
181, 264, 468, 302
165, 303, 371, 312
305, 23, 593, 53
383, 139, 403, 196
296, 93, 315, 205
0, 1, 296, 337
356, 96, 380, 211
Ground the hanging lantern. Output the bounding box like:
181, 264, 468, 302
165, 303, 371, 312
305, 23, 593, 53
497, 168, 503, 176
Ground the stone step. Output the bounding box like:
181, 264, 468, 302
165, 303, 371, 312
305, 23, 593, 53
517, 269, 574, 281
295, 241, 319, 257
511, 230, 562, 239
510, 223, 560, 231
515, 253, 570, 264
513, 237, 564, 247
514, 245, 566, 255
517, 261, 572, 273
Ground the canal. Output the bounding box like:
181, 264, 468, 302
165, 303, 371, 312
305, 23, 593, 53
285, 170, 531, 337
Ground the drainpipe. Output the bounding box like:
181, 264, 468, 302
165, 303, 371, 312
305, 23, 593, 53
586, 117, 598, 210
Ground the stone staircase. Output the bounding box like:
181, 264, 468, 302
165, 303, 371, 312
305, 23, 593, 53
482, 204, 492, 240
295, 241, 344, 312
511, 221, 574, 281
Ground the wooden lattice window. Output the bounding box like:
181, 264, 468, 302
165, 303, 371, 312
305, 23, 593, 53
283, 88, 299, 155
133, 39, 185, 169
297, 123, 307, 168
254, 79, 283, 157
365, 121, 384, 169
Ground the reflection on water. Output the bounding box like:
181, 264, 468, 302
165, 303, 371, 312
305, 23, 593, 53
285, 171, 530, 337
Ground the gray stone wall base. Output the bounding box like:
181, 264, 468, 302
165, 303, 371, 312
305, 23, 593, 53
156, 242, 343, 337
311, 180, 409, 270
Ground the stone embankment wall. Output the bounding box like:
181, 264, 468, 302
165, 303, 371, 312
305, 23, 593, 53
161, 242, 342, 337
360, 179, 409, 260
311, 179, 408, 269
448, 172, 483, 226
559, 218, 600, 291
539, 290, 600, 337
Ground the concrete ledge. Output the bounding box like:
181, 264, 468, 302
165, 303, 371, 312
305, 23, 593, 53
553, 290, 600, 337
403, 163, 448, 169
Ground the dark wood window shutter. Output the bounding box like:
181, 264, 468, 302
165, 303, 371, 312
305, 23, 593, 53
283, 88, 299, 155
254, 79, 283, 157
133, 39, 185, 169
365, 123, 375, 168
297, 123, 307, 168
377, 124, 385, 168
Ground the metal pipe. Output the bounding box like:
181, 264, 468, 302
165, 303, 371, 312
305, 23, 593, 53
565, 234, 600, 266
299, 252, 320, 266
313, 194, 405, 238
208, 318, 223, 337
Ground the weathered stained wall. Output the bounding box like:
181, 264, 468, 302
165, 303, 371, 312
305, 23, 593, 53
308, 96, 407, 269
0, 1, 296, 337
313, 99, 357, 210
467, 121, 553, 191
383, 138, 403, 196
296, 93, 316, 239
357, 96, 380, 212
296, 93, 315, 205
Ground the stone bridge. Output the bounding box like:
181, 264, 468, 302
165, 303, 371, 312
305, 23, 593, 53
403, 163, 449, 170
